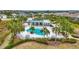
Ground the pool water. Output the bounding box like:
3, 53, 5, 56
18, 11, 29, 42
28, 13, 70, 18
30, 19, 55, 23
27, 28, 45, 35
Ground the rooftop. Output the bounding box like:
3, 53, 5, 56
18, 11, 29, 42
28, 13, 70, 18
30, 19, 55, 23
27, 18, 50, 23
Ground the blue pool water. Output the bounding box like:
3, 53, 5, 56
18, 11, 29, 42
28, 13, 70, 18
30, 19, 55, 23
26, 28, 45, 35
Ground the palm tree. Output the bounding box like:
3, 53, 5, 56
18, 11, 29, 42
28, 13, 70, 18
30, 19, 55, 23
45, 14, 73, 37
0, 18, 1, 22
51, 16, 74, 46
53, 26, 60, 41
59, 17, 73, 39
6, 19, 24, 43
29, 25, 35, 34
42, 27, 50, 37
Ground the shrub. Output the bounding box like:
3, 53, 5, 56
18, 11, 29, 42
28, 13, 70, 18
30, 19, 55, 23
60, 38, 77, 43
66, 38, 77, 43
50, 38, 63, 41
59, 39, 66, 43
35, 38, 48, 44
5, 39, 33, 49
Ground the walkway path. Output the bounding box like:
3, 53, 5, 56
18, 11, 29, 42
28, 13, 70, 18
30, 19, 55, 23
0, 33, 12, 49
68, 34, 79, 40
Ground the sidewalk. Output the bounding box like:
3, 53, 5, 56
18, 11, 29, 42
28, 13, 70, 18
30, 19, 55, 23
0, 33, 12, 49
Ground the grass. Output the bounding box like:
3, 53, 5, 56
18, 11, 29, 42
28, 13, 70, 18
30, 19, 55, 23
71, 22, 79, 29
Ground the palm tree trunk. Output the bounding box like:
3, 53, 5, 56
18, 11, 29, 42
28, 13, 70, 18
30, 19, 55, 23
10, 32, 16, 44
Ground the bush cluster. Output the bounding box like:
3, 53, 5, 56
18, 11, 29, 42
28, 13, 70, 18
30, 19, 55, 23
60, 38, 77, 43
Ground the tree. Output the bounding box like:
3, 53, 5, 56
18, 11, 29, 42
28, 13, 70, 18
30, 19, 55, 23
56, 16, 74, 39
29, 25, 35, 34
43, 14, 73, 39
17, 16, 27, 23
0, 18, 1, 22
6, 19, 24, 43
4, 10, 12, 17
42, 27, 50, 37
51, 16, 74, 46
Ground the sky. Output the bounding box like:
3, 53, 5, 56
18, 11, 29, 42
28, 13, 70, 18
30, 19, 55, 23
0, 0, 79, 10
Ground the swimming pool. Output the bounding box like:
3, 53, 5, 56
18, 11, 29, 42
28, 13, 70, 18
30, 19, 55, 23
26, 28, 45, 35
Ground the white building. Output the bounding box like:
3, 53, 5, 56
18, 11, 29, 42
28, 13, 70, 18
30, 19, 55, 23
0, 14, 7, 19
